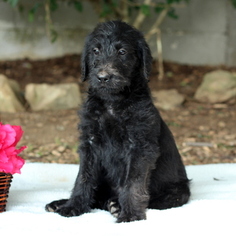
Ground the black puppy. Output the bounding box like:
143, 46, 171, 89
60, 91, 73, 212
46, 21, 190, 223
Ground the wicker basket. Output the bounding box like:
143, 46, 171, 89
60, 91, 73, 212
0, 172, 13, 213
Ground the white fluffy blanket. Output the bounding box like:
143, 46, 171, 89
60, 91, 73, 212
1, 163, 235, 236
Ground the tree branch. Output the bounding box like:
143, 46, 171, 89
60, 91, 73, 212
133, 0, 152, 29
145, 6, 170, 40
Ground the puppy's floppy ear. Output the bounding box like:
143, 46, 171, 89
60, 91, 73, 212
138, 38, 153, 80
81, 36, 91, 82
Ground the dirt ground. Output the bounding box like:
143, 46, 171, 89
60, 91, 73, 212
0, 55, 235, 166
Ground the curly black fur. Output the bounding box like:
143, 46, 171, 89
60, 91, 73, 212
45, 21, 190, 223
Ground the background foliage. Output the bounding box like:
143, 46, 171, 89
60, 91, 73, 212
3, 0, 236, 79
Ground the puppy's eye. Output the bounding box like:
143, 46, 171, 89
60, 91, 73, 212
118, 49, 127, 55
93, 48, 100, 55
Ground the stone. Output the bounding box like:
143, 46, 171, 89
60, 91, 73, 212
152, 89, 185, 110
8, 79, 25, 104
194, 70, 236, 103
57, 146, 66, 153
51, 150, 61, 157
0, 74, 25, 113
25, 83, 82, 111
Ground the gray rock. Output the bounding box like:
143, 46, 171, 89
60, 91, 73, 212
152, 89, 185, 110
8, 79, 25, 104
0, 74, 25, 113
194, 70, 236, 103
25, 83, 82, 111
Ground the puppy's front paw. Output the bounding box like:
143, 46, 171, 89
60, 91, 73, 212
107, 199, 120, 218
45, 199, 68, 212
55, 205, 82, 217
117, 212, 146, 223
46, 199, 82, 217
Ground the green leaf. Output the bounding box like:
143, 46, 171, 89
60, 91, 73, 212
74, 1, 83, 12
166, 0, 187, 4
166, 0, 176, 4
111, 0, 118, 8
18, 4, 24, 13
231, 0, 236, 8
154, 6, 165, 14
50, 29, 58, 43
50, 0, 58, 12
133, 5, 140, 11
6, 0, 19, 7
140, 4, 150, 16
100, 3, 112, 18
28, 3, 42, 22
28, 10, 35, 22
167, 8, 179, 19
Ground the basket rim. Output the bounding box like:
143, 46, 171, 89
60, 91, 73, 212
0, 172, 13, 176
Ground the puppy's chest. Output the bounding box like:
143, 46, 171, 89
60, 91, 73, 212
98, 106, 127, 133
86, 105, 130, 144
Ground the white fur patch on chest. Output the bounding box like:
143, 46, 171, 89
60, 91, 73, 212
107, 105, 115, 116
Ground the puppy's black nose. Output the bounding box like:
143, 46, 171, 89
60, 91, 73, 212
97, 71, 110, 83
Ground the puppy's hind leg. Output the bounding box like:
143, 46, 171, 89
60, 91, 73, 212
148, 180, 190, 210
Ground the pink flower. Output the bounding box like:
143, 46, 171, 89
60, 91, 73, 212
0, 122, 26, 174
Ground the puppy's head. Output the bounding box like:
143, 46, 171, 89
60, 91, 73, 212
81, 21, 152, 94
